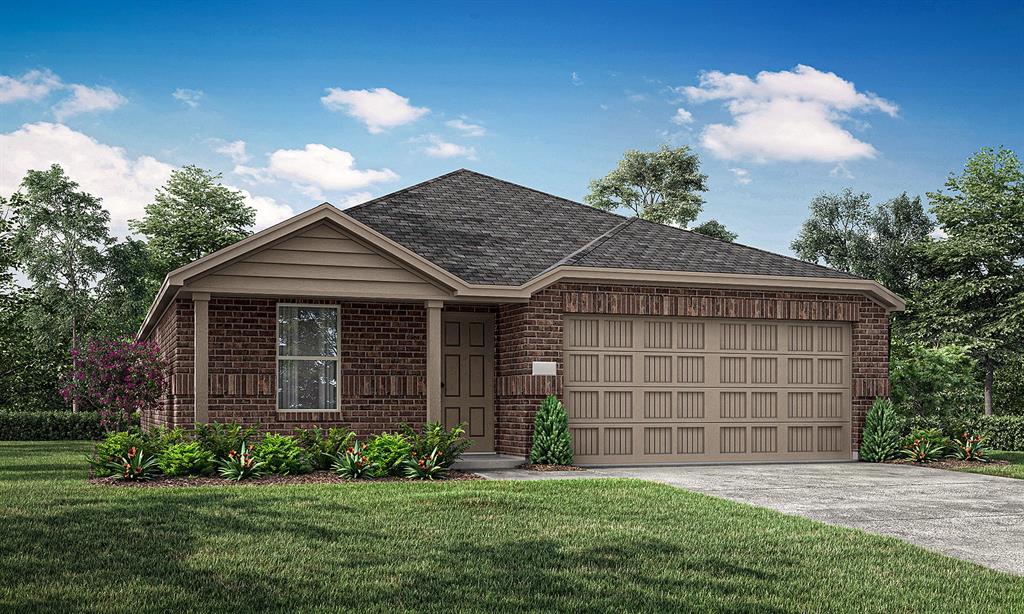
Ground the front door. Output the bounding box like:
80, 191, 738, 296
441, 312, 495, 452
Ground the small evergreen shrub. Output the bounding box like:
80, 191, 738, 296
859, 398, 902, 462
89, 430, 148, 476
294, 426, 355, 470
195, 422, 259, 459
530, 395, 573, 466
364, 432, 412, 475
401, 421, 472, 468
253, 434, 311, 475
158, 441, 216, 476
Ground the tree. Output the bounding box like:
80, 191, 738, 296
129, 165, 254, 282
10, 165, 112, 410
94, 238, 159, 337
690, 219, 737, 242
585, 145, 708, 226
870, 193, 934, 296
916, 147, 1024, 415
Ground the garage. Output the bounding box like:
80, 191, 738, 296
563, 315, 852, 465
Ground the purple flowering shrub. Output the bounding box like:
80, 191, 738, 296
61, 339, 167, 431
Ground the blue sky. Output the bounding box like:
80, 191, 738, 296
1, 1, 1021, 255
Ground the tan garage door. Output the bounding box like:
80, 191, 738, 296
564, 316, 852, 465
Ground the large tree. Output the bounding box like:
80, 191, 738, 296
916, 147, 1024, 415
791, 189, 932, 295
585, 145, 709, 226
10, 165, 113, 410
690, 219, 738, 242
93, 238, 158, 337
130, 165, 255, 283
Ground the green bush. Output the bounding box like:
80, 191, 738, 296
294, 426, 355, 470
331, 441, 379, 479
859, 398, 902, 462
899, 427, 952, 452
142, 426, 186, 456
217, 442, 265, 481
364, 432, 412, 475
951, 432, 990, 462
530, 395, 573, 466
253, 434, 310, 475
89, 430, 148, 476
195, 422, 259, 458
158, 442, 216, 477
902, 437, 948, 463
401, 421, 472, 468
0, 410, 104, 440
966, 415, 1024, 451
890, 342, 981, 421
105, 446, 160, 481
403, 447, 447, 480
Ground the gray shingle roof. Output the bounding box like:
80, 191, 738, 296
344, 169, 857, 285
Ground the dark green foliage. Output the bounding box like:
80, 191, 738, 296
901, 436, 948, 463
158, 442, 216, 476
294, 426, 354, 470
889, 342, 981, 421
105, 446, 160, 481
899, 428, 952, 452
967, 415, 1024, 451
331, 441, 380, 479
194, 422, 259, 459
217, 441, 264, 481
401, 421, 472, 468
364, 432, 412, 475
530, 395, 573, 465
402, 447, 447, 480
0, 410, 103, 440
690, 219, 738, 242
253, 434, 310, 475
951, 433, 990, 462
859, 399, 902, 462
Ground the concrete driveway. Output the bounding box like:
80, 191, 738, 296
478, 463, 1024, 575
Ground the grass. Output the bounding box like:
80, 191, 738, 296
1, 442, 1022, 613
947, 450, 1024, 480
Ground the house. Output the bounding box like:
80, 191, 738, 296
138, 169, 903, 465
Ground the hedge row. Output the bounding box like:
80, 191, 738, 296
0, 411, 105, 441
969, 415, 1024, 452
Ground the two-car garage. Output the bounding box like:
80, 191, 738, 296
563, 315, 853, 465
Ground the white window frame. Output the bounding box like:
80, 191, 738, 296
276, 303, 341, 413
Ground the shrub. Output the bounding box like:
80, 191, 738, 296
952, 432, 990, 462
860, 398, 902, 462
294, 426, 355, 470
889, 342, 980, 421
61, 338, 167, 431
106, 446, 160, 481
899, 428, 951, 452
142, 426, 186, 457
401, 421, 472, 469
403, 447, 448, 480
253, 434, 311, 475
902, 437, 947, 463
332, 441, 379, 479
530, 395, 573, 466
158, 441, 216, 476
195, 422, 259, 459
0, 410, 105, 440
364, 432, 412, 475
89, 430, 147, 476
217, 442, 265, 481
967, 415, 1024, 451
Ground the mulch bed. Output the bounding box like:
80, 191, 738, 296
520, 463, 586, 472
886, 458, 1010, 470
89, 470, 482, 488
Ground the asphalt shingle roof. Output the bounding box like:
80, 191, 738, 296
344, 169, 857, 285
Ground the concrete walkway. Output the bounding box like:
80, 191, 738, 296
477, 462, 1024, 575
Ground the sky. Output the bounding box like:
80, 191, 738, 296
1, 0, 1021, 256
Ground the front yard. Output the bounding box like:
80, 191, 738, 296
1, 442, 1022, 612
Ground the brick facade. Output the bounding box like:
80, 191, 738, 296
144, 282, 890, 460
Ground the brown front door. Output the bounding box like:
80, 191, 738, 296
441, 312, 495, 452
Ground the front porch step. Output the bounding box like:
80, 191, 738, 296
454, 453, 526, 471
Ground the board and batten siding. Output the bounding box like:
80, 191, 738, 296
186, 223, 451, 300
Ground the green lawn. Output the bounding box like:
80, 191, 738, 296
1, 442, 1022, 613
948, 451, 1024, 480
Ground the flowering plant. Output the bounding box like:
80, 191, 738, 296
331, 441, 380, 479
952, 432, 990, 462
901, 437, 947, 463
402, 447, 448, 480
217, 441, 265, 481
61, 338, 167, 431
105, 446, 160, 481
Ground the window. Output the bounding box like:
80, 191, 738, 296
277, 305, 338, 411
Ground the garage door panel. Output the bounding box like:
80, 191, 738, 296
564, 315, 852, 465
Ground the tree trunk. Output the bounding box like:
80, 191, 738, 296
71, 314, 79, 413
984, 357, 993, 416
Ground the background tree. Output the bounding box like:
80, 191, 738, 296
870, 193, 934, 296
690, 219, 738, 242
130, 165, 255, 293
585, 145, 709, 226
93, 238, 158, 337
10, 165, 112, 410
915, 147, 1024, 415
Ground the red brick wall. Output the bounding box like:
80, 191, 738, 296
143, 299, 195, 430
493, 282, 891, 457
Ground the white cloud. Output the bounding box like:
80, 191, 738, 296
671, 107, 694, 125
729, 167, 751, 185
830, 163, 854, 179
336, 191, 373, 209
0, 122, 173, 233
53, 84, 126, 120
446, 117, 486, 137
682, 64, 897, 163
571, 72, 582, 85
172, 88, 204, 108
418, 134, 476, 159
213, 139, 250, 164
233, 144, 397, 201
321, 87, 428, 133
232, 188, 295, 230
0, 69, 62, 103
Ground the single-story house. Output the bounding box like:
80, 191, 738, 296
138, 169, 903, 465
